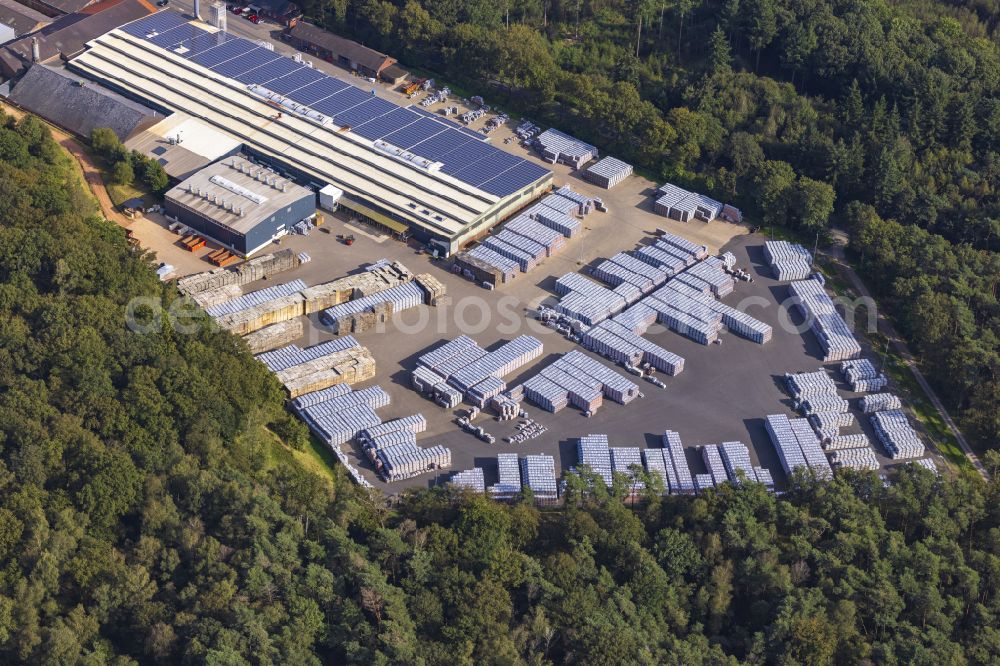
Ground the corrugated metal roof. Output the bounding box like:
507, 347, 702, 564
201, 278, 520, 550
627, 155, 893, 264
8, 62, 159, 140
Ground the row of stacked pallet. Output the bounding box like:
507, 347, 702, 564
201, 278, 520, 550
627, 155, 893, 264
243, 319, 304, 354
554, 273, 628, 325
698, 442, 775, 489
571, 435, 697, 496
784, 369, 884, 469
177, 249, 300, 296
840, 359, 889, 392
719, 441, 774, 489
450, 467, 486, 492
357, 415, 451, 482
764, 414, 834, 479
411, 335, 541, 411
583, 156, 633, 189
504, 215, 568, 256
478, 453, 559, 502
520, 350, 641, 413
208, 261, 411, 336
609, 446, 645, 491
205, 279, 307, 316
448, 335, 544, 392
255, 336, 377, 398
633, 240, 771, 344
576, 434, 614, 486
870, 410, 925, 459
641, 282, 725, 345
580, 318, 685, 375
593, 252, 669, 294
459, 186, 591, 282
786, 369, 851, 438
662, 430, 696, 493
293, 385, 391, 445
286, 383, 392, 487
489, 453, 524, 500
788, 278, 862, 361
763, 241, 812, 281
701, 445, 728, 485
520, 455, 559, 502
859, 393, 902, 413
829, 448, 880, 470
319, 281, 426, 332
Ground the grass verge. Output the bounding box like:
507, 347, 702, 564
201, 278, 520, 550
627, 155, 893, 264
814, 255, 973, 472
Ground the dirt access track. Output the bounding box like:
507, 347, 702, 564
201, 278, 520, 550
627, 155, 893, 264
0, 101, 133, 228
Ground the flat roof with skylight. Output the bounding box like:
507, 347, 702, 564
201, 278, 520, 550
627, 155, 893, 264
69, 12, 552, 250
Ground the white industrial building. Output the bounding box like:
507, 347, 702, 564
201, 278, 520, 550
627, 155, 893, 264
68, 12, 552, 254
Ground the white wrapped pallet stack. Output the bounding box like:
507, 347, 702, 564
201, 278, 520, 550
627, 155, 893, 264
859, 393, 903, 413
788, 278, 862, 361
577, 434, 613, 487
701, 445, 728, 485
584, 156, 632, 188
450, 467, 486, 492
610, 447, 644, 490
871, 409, 924, 459
662, 430, 695, 493
521, 454, 559, 501
642, 448, 671, 492
829, 448, 880, 470
718, 441, 762, 485
488, 453, 523, 499
824, 433, 870, 451
763, 241, 812, 280
785, 369, 839, 399
694, 473, 716, 493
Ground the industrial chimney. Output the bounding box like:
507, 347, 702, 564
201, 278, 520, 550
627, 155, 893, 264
31, 38, 40, 62
193, 0, 201, 21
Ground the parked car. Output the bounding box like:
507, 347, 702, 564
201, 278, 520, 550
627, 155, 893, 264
245, 12, 259, 22
156, 0, 168, 6
228, 4, 244, 13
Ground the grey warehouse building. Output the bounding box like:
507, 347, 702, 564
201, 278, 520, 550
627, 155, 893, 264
164, 155, 315, 256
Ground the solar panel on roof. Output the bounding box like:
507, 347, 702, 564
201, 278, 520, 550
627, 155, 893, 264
384, 118, 447, 149
119, 11, 188, 38
352, 107, 419, 140
263, 65, 324, 94
408, 130, 473, 162
169, 30, 227, 56
332, 96, 396, 128
408, 106, 488, 141
480, 162, 550, 196
114, 12, 552, 199
458, 126, 486, 140
211, 48, 281, 79
438, 140, 498, 175
453, 151, 522, 186
187, 38, 254, 69
239, 57, 303, 87
148, 27, 189, 48
312, 86, 371, 117
287, 78, 349, 106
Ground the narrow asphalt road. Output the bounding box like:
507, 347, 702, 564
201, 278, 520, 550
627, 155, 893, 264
1, 101, 132, 228
824, 238, 988, 480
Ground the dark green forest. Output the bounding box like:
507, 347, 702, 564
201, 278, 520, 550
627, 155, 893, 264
305, 0, 1000, 451
2, 108, 1000, 663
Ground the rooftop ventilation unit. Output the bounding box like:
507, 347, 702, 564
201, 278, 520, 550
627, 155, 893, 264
209, 174, 268, 205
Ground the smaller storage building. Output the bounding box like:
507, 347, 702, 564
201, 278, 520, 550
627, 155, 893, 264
164, 155, 315, 257
283, 21, 395, 79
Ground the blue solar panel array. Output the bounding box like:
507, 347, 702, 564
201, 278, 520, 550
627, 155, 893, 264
116, 12, 549, 198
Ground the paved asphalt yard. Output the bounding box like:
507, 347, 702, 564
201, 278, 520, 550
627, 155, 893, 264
126, 17, 942, 490
222, 217, 931, 493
